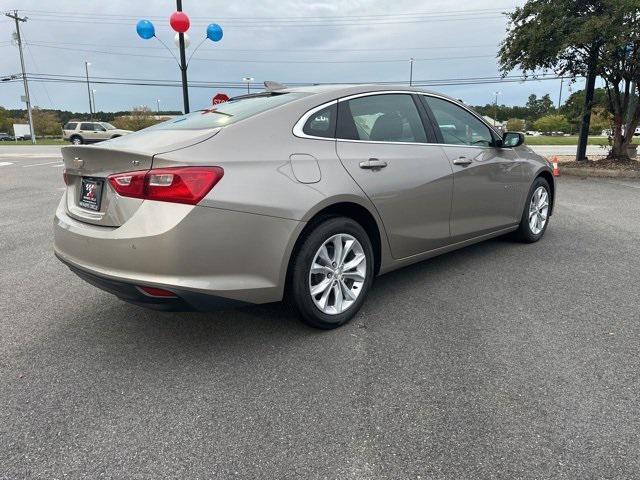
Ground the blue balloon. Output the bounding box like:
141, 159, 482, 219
136, 20, 155, 40
207, 23, 223, 42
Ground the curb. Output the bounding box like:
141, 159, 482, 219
560, 167, 640, 179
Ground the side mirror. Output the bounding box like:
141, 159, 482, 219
501, 131, 525, 148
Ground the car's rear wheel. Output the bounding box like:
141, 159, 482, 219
514, 176, 551, 243
290, 216, 374, 329
70, 135, 83, 145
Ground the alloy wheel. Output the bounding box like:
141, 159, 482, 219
529, 186, 549, 235
308, 233, 366, 315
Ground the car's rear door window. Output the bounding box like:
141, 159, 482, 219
337, 94, 427, 143
79, 123, 93, 131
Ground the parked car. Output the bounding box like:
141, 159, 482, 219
62, 121, 132, 145
525, 130, 542, 136
0, 132, 14, 141
54, 84, 555, 329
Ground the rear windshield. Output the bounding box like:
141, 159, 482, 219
148, 93, 305, 131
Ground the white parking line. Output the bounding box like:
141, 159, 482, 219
0, 161, 14, 167
50, 164, 64, 168
22, 161, 62, 168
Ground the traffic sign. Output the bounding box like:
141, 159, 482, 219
212, 93, 229, 105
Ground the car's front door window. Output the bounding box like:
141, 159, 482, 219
422, 96, 493, 147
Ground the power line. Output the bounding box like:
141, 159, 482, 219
23, 39, 498, 53
21, 7, 509, 21
22, 43, 497, 64
22, 13, 505, 28
2, 72, 572, 91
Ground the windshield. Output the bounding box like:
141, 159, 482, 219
100, 123, 116, 130
148, 93, 306, 131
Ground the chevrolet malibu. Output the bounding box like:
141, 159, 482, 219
54, 84, 555, 329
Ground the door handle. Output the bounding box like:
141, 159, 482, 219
359, 158, 388, 169
453, 156, 472, 166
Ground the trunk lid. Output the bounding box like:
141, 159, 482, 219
62, 129, 219, 227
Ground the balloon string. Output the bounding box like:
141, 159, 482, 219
187, 37, 208, 67
153, 35, 181, 68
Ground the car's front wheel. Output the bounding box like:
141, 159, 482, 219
514, 176, 551, 243
290, 216, 374, 329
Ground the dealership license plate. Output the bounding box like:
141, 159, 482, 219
79, 178, 103, 211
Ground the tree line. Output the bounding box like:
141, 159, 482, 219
473, 89, 612, 135
0, 106, 181, 137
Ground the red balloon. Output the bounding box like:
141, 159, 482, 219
170, 11, 190, 33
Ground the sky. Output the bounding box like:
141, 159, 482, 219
0, 0, 589, 113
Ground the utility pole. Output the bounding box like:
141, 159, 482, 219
5, 10, 35, 144
557, 78, 564, 109
494, 91, 502, 128
176, 0, 190, 113
409, 58, 414, 86
91, 89, 97, 114
84, 61, 93, 119
157, 99, 161, 113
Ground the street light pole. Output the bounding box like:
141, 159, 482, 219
91, 89, 97, 114
493, 91, 502, 128
242, 77, 254, 94
176, 0, 190, 113
84, 61, 93, 119
157, 99, 161, 113
5, 10, 35, 144
409, 58, 414, 86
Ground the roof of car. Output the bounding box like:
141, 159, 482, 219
280, 83, 462, 103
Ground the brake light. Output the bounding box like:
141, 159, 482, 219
107, 166, 223, 205
63, 169, 69, 185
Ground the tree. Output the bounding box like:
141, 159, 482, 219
533, 114, 571, 133
560, 88, 609, 133
500, 0, 640, 161
597, 0, 640, 159
30, 108, 61, 137
526, 94, 555, 119
589, 107, 613, 135
499, 0, 609, 160
112, 106, 166, 131
506, 118, 526, 131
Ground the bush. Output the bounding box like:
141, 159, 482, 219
112, 106, 168, 131
532, 114, 570, 134
506, 118, 526, 131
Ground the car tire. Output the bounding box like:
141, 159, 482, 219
514, 176, 551, 243
70, 135, 83, 145
290, 216, 374, 329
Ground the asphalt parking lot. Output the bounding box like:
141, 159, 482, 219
1, 146, 640, 479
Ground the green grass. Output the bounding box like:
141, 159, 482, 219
0, 138, 70, 147
524, 135, 640, 146
0, 138, 68, 146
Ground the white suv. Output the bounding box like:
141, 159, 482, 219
62, 121, 132, 145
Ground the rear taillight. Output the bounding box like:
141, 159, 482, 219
107, 166, 223, 205
63, 169, 69, 185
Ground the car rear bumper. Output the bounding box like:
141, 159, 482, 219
54, 195, 304, 307
58, 255, 249, 311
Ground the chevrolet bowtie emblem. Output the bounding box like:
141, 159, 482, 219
73, 157, 84, 168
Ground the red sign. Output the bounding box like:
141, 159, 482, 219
212, 93, 229, 105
